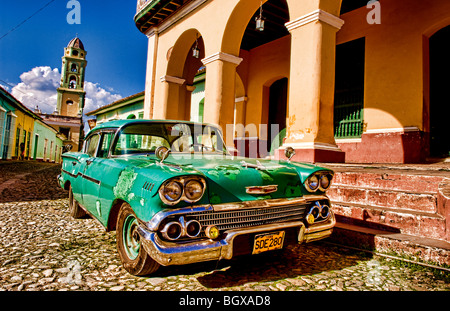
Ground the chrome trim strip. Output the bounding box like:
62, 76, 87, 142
62, 169, 79, 179
212, 195, 327, 211
82, 174, 101, 185
61, 169, 101, 185
245, 185, 278, 194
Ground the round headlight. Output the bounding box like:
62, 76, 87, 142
184, 180, 204, 202
306, 175, 319, 192
162, 181, 183, 202
320, 174, 330, 190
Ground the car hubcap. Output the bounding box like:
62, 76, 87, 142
123, 215, 140, 260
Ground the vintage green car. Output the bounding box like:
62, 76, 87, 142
58, 119, 335, 276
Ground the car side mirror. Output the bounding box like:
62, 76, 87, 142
284, 146, 295, 162
155, 146, 171, 163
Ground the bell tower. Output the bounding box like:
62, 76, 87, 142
56, 37, 87, 116
39, 37, 87, 152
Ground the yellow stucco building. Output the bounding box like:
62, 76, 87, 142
11, 105, 35, 160
134, 0, 450, 163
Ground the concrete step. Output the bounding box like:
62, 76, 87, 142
332, 171, 445, 193
329, 221, 450, 267
324, 168, 450, 242
328, 185, 437, 213
333, 208, 446, 241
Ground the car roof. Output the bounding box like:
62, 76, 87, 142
86, 119, 218, 136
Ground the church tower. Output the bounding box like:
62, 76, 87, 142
39, 37, 87, 152
56, 37, 87, 116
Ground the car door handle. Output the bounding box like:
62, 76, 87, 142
72, 161, 77, 166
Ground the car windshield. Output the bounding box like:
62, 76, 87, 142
112, 122, 228, 156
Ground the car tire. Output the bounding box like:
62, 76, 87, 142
69, 185, 86, 219
116, 203, 160, 276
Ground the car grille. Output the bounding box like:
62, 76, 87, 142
188, 203, 309, 231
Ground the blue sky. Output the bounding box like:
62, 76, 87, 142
0, 0, 148, 114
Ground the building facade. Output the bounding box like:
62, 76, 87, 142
0, 86, 63, 162
134, 0, 450, 163
32, 119, 64, 163
0, 88, 16, 160
86, 91, 145, 127
0, 86, 36, 160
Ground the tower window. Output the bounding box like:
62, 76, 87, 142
69, 76, 77, 89
72, 50, 79, 56
59, 127, 70, 139
66, 100, 74, 105
71, 64, 78, 72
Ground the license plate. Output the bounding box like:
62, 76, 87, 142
252, 231, 285, 254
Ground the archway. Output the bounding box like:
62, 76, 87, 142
339, 0, 367, 15
224, 0, 290, 158
267, 77, 288, 154
190, 69, 206, 122
429, 25, 450, 158
165, 29, 205, 121
239, 0, 290, 52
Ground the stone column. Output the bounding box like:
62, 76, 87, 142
282, 9, 345, 163
144, 29, 158, 119
201, 52, 243, 147
234, 96, 247, 138
184, 84, 196, 121
158, 75, 186, 120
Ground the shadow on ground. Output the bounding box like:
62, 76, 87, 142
151, 242, 371, 288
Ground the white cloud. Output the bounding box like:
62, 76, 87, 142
0, 83, 11, 92
11, 66, 122, 116
11, 66, 60, 113
84, 81, 122, 114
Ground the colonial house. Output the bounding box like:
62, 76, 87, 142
86, 91, 145, 128
133, 0, 450, 163
0, 86, 63, 163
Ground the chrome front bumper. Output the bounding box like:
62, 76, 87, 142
137, 210, 335, 266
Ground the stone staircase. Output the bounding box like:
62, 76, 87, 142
321, 163, 450, 266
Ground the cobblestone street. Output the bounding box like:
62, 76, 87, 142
0, 161, 448, 292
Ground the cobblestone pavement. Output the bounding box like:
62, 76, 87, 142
0, 161, 449, 291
